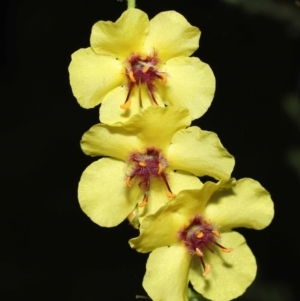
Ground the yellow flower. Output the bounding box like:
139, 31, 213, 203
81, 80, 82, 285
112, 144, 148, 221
129, 178, 274, 301
69, 8, 215, 124
78, 106, 234, 227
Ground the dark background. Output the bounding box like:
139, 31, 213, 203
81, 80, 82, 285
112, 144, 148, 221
1, 0, 299, 300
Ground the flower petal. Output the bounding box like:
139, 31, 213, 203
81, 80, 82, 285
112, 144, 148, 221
157, 57, 215, 120
78, 158, 141, 227
91, 8, 149, 58
129, 200, 186, 252
80, 123, 142, 160
130, 182, 211, 253
138, 171, 203, 223
143, 245, 190, 301
122, 106, 191, 150
145, 11, 200, 61
189, 232, 257, 301
167, 127, 235, 180
205, 178, 274, 231
69, 48, 123, 108
99, 85, 165, 125
129, 206, 184, 253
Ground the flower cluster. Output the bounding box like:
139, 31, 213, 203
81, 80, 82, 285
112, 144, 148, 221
69, 7, 274, 301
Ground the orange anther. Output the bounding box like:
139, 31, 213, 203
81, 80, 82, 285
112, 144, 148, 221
202, 264, 211, 276
138, 195, 148, 207
129, 71, 136, 82
160, 73, 167, 85
139, 162, 146, 167
158, 163, 163, 175
165, 190, 176, 198
195, 248, 203, 257
212, 230, 221, 238
125, 176, 132, 188
221, 248, 233, 253
196, 232, 204, 239
142, 65, 150, 73
120, 99, 131, 110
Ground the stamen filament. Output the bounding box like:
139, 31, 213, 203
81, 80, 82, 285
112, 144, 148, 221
120, 85, 133, 109
206, 245, 215, 253
214, 242, 233, 253
148, 88, 159, 106
160, 173, 176, 198
160, 173, 171, 191
138, 194, 148, 207
195, 248, 210, 276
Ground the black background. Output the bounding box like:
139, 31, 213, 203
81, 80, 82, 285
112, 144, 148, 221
1, 0, 299, 300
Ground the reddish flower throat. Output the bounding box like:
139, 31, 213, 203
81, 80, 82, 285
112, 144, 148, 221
126, 147, 175, 207
121, 53, 167, 109
178, 215, 233, 276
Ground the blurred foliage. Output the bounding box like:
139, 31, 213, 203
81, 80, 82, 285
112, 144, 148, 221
221, 0, 300, 35
283, 94, 300, 130
283, 94, 300, 181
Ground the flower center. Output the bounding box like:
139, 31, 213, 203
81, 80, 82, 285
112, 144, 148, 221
125, 147, 176, 207
178, 215, 233, 276
120, 52, 167, 109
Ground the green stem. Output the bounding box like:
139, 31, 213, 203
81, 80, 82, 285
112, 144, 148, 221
127, 0, 136, 8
